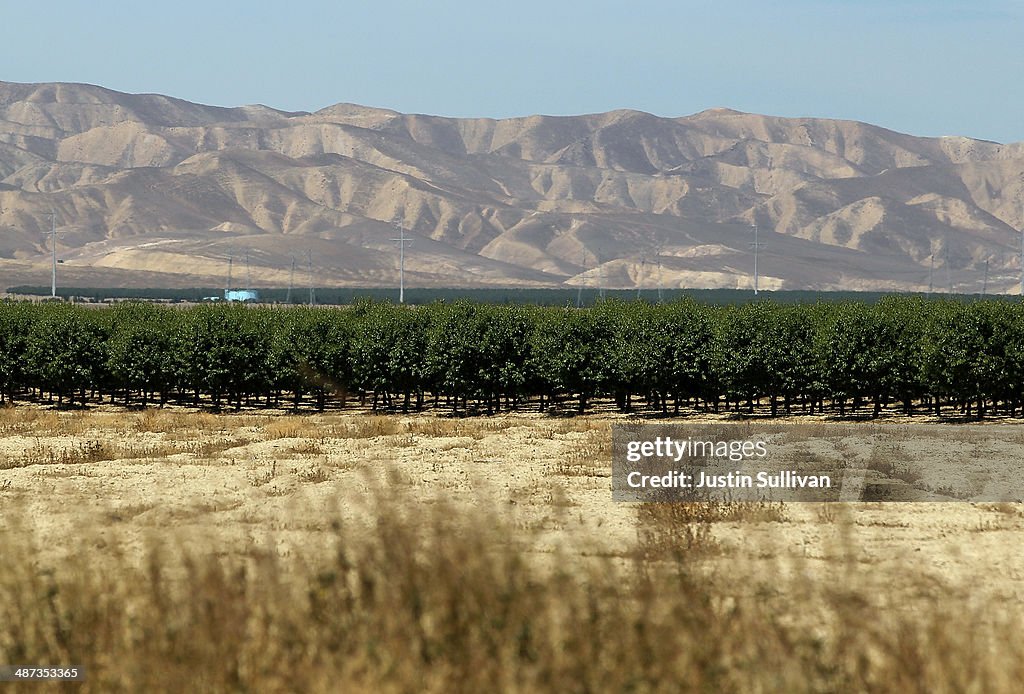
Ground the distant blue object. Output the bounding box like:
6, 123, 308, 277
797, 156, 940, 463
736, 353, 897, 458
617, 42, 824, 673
224, 289, 259, 302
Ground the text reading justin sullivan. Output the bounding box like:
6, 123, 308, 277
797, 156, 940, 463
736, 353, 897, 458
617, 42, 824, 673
624, 436, 831, 489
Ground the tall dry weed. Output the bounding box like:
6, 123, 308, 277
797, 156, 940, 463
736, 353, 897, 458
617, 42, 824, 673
2, 487, 1023, 692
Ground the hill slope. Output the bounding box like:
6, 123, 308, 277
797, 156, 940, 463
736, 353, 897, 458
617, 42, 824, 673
1, 80, 1023, 292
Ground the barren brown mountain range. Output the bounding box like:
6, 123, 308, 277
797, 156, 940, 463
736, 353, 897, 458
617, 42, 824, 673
1, 80, 1023, 292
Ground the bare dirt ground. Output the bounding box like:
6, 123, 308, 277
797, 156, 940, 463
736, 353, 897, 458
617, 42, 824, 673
3, 406, 1024, 610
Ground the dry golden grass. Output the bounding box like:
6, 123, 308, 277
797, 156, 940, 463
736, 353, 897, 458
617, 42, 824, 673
262, 417, 319, 440
549, 430, 609, 477
0, 406, 91, 436
866, 443, 922, 484
4, 408, 1024, 691
2, 439, 114, 469
4, 487, 1024, 693
286, 439, 324, 455
156, 410, 224, 434
636, 499, 789, 559
177, 437, 254, 457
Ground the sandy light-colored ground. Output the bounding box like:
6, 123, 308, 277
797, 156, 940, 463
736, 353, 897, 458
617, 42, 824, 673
3, 407, 1024, 609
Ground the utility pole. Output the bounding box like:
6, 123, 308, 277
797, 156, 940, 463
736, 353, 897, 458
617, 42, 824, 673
576, 247, 585, 308
391, 220, 412, 303
637, 256, 646, 300
46, 210, 57, 298
286, 255, 295, 304
307, 250, 315, 306
226, 252, 233, 295
655, 242, 664, 303
1020, 203, 1024, 296
750, 223, 764, 295
944, 233, 952, 295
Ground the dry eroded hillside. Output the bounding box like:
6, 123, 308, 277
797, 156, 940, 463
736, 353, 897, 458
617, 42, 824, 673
2, 81, 1023, 291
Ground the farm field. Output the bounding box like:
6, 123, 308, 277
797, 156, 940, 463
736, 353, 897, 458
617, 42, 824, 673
4, 407, 1024, 691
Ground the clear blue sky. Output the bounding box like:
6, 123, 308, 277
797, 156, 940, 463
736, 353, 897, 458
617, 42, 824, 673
3, 1, 1021, 143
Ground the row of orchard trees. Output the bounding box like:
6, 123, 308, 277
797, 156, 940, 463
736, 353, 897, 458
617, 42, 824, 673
0, 297, 1023, 417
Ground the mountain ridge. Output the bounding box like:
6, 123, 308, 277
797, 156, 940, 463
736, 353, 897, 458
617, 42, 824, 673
1, 79, 1022, 293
